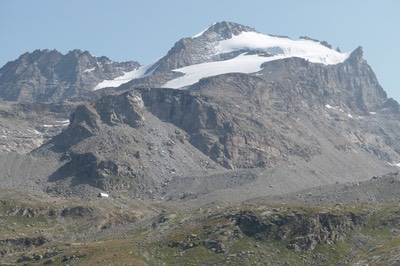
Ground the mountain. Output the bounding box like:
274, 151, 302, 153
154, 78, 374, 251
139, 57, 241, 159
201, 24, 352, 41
2, 21, 400, 264
32, 69, 398, 198
0, 49, 139, 101
27, 19, 400, 197
0, 21, 378, 101
2, 20, 399, 193
95, 21, 353, 90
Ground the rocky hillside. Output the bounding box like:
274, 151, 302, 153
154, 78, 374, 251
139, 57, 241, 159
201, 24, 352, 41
33, 90, 222, 196
0, 101, 78, 153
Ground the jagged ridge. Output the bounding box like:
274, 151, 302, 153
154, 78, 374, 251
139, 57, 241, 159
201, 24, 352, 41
0, 49, 139, 102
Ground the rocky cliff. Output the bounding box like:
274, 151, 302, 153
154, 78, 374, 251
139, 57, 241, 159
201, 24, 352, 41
259, 47, 388, 112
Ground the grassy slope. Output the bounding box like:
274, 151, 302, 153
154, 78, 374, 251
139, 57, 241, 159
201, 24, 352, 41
1, 190, 400, 265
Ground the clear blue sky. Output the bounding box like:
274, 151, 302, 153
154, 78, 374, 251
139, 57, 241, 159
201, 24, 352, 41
1, 0, 399, 101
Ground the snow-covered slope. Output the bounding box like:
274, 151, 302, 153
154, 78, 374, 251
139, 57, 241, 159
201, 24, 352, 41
216, 31, 349, 65
93, 64, 153, 90
93, 21, 350, 90
163, 54, 276, 89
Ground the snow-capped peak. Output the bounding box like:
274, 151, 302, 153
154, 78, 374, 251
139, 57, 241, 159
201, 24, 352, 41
192, 21, 255, 39
189, 21, 348, 65
92, 21, 351, 91
163, 25, 350, 88
215, 31, 349, 65
192, 22, 217, 38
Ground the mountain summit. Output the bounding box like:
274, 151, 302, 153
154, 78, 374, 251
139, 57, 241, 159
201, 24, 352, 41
142, 21, 257, 75
146, 21, 349, 83
193, 21, 256, 39
91, 21, 352, 91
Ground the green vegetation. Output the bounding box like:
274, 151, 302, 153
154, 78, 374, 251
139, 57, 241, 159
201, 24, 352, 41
1, 194, 400, 265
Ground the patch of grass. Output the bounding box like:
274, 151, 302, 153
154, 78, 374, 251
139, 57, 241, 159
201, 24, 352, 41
354, 234, 400, 263
311, 238, 353, 265
228, 236, 306, 266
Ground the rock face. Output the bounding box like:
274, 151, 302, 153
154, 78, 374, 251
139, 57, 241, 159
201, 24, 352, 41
0, 49, 139, 102
136, 76, 319, 169
260, 47, 388, 112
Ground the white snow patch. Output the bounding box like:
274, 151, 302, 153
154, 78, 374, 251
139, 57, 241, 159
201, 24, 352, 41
98, 192, 109, 198
163, 53, 285, 89
369, 111, 377, 115
30, 129, 42, 135
43, 120, 69, 128
56, 120, 70, 125
83, 67, 96, 73
325, 104, 336, 109
216, 32, 350, 65
325, 104, 361, 119
93, 64, 153, 91
389, 162, 400, 167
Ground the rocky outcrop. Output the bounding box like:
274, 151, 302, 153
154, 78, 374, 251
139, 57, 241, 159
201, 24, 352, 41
228, 209, 366, 252
0, 49, 139, 102
94, 90, 145, 127
46, 105, 99, 152
0, 237, 47, 256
